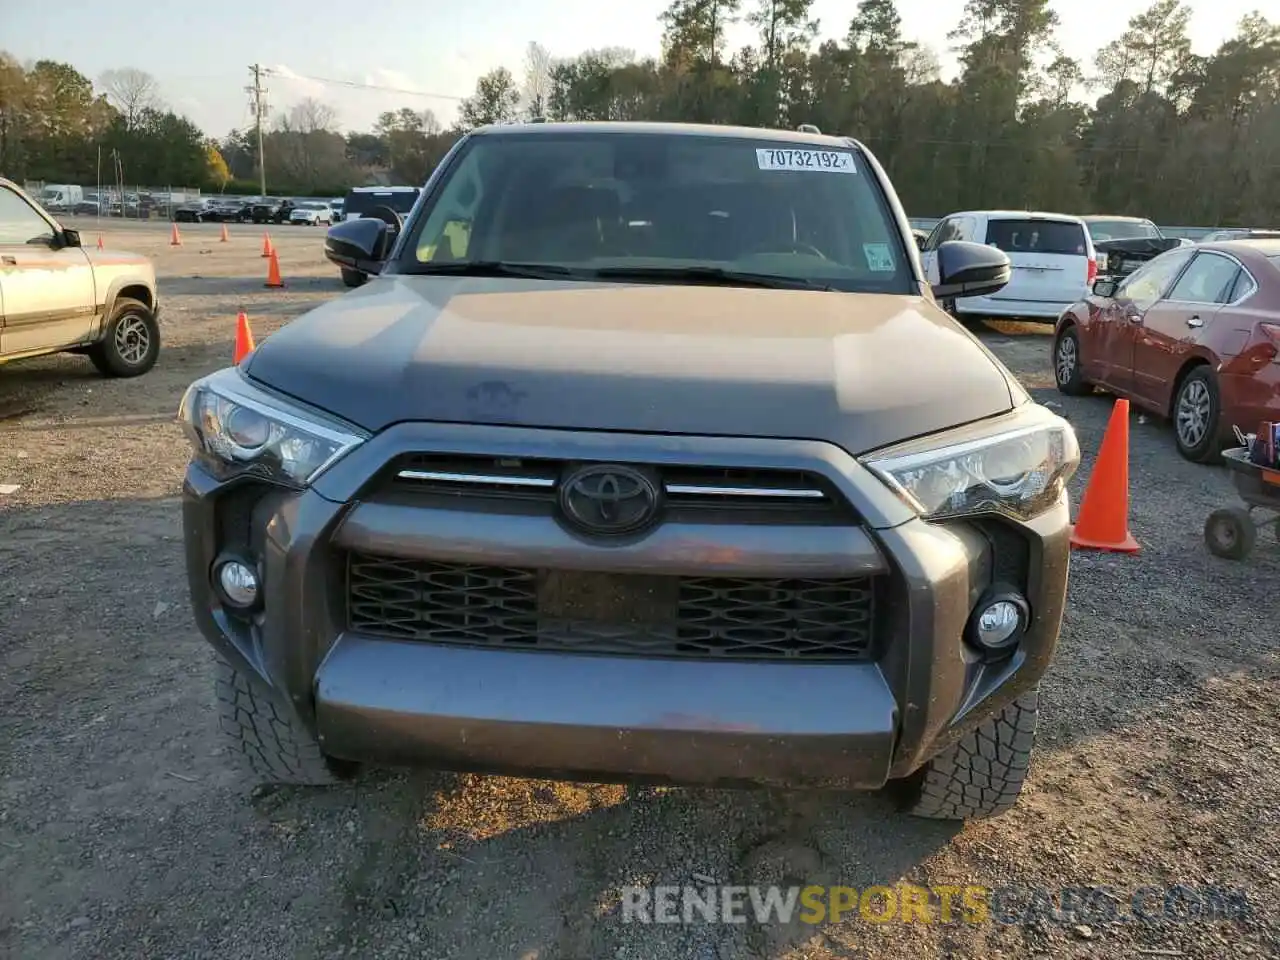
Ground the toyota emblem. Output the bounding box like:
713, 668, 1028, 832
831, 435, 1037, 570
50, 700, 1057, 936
559, 464, 661, 536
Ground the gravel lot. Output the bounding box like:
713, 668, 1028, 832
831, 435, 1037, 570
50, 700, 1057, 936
2, 217, 1278, 959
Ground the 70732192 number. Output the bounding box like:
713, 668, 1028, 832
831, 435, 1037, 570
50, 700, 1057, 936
758, 149, 855, 172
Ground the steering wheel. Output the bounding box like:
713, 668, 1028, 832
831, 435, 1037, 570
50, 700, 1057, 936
746, 240, 828, 259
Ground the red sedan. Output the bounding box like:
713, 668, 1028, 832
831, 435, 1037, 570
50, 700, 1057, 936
1053, 239, 1280, 462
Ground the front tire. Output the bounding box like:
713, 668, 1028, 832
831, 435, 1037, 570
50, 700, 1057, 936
1173, 366, 1222, 464
215, 658, 357, 786
341, 268, 366, 288
87, 297, 160, 377
899, 689, 1038, 821
1053, 325, 1092, 396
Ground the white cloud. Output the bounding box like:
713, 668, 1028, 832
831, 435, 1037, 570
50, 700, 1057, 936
263, 62, 468, 132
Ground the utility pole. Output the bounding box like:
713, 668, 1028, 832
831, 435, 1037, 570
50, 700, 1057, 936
247, 65, 269, 196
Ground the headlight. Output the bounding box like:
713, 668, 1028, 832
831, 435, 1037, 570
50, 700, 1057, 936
178, 367, 367, 486
862, 407, 1080, 522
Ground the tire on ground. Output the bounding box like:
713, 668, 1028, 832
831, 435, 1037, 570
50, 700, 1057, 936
902, 688, 1038, 821
1173, 365, 1223, 464
87, 297, 161, 378
1053, 324, 1092, 396
341, 268, 366, 288
1204, 506, 1256, 561
215, 657, 353, 786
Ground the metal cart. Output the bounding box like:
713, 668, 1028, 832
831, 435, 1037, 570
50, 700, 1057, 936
1204, 447, 1280, 561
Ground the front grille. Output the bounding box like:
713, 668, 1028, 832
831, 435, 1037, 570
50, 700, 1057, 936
381, 453, 852, 524
347, 553, 877, 662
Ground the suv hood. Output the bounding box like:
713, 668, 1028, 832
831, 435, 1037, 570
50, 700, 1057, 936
245, 276, 1019, 455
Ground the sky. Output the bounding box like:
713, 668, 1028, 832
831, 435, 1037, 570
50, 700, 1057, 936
0, 0, 1264, 137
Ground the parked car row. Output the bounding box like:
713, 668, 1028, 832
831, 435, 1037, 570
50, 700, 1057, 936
171, 195, 347, 225
914, 210, 1212, 323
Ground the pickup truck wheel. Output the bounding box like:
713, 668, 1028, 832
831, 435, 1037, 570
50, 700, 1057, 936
215, 658, 358, 787
341, 268, 366, 288
899, 688, 1038, 821
87, 298, 160, 377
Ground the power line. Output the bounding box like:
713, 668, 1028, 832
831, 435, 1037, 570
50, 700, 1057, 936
261, 68, 467, 102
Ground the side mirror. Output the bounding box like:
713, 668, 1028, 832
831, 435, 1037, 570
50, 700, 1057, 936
913, 232, 928, 252
60, 228, 81, 248
1092, 279, 1118, 299
931, 240, 1010, 300
325, 218, 391, 273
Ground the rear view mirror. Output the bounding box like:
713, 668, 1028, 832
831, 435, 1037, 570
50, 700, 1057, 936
931, 240, 1010, 300
325, 218, 391, 273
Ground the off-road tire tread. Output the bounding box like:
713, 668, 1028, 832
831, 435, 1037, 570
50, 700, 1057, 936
214, 658, 341, 786
908, 689, 1038, 821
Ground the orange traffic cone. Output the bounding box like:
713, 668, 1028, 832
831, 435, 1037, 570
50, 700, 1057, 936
265, 249, 284, 288
220, 223, 229, 242
233, 311, 256, 364
96, 235, 104, 250
170, 222, 182, 246
1070, 398, 1140, 553
261, 232, 273, 258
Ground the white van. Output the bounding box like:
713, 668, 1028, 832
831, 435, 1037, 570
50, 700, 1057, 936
39, 184, 84, 212
920, 210, 1097, 322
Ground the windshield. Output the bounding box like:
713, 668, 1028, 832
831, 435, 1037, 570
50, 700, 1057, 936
345, 189, 419, 216
1087, 219, 1161, 241
298, 202, 327, 210
398, 130, 913, 293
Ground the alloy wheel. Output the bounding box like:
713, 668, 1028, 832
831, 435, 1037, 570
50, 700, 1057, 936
1055, 334, 1077, 385
114, 313, 151, 366
1176, 378, 1211, 448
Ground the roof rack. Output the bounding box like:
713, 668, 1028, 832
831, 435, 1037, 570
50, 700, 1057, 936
796, 123, 821, 134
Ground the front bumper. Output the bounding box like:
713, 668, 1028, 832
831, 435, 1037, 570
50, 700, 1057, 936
184, 422, 1071, 789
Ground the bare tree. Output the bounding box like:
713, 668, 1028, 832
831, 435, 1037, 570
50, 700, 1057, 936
279, 97, 338, 134
270, 98, 348, 186
523, 41, 554, 118
99, 67, 161, 128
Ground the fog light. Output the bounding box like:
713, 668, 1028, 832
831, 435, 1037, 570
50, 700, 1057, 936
966, 589, 1030, 656
977, 602, 1021, 646
216, 559, 260, 608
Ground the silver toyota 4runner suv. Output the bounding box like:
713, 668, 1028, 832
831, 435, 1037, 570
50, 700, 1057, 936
180, 122, 1080, 821
0, 179, 160, 377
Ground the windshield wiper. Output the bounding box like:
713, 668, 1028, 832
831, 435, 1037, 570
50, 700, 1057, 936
587, 265, 833, 291
409, 260, 577, 280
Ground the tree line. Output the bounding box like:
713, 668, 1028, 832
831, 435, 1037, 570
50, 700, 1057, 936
2, 0, 1278, 223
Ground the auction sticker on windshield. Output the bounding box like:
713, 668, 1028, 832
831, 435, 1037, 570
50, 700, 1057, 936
756, 148, 856, 173
863, 243, 895, 272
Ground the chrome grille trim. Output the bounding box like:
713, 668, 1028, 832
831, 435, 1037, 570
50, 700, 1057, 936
665, 483, 825, 499
397, 469, 556, 488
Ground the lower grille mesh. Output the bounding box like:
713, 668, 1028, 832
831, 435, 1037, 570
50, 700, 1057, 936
347, 554, 876, 662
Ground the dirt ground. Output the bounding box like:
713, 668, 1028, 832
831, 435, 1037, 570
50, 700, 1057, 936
1, 217, 1278, 960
